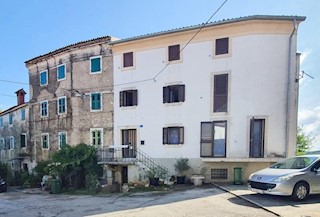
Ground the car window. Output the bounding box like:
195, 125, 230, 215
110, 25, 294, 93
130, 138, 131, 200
270, 157, 318, 169
311, 161, 320, 171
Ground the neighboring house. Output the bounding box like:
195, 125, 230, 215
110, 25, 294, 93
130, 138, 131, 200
25, 36, 116, 162
103, 15, 305, 184
0, 89, 32, 172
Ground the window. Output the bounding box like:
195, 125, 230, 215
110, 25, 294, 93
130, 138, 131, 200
0, 117, 3, 127
41, 133, 49, 150
90, 128, 103, 146
214, 74, 228, 112
90, 56, 102, 73
250, 118, 265, 158
123, 52, 133, 68
163, 127, 184, 145
40, 70, 48, 86
21, 108, 25, 121
57, 96, 67, 114
215, 37, 229, 55
9, 113, 13, 124
58, 132, 67, 149
91, 93, 102, 111
200, 121, 227, 157
120, 90, 138, 107
57, 64, 66, 80
163, 85, 185, 103
21, 134, 26, 148
9, 136, 14, 150
0, 138, 5, 150
168, 44, 180, 61
211, 169, 228, 179
40, 101, 48, 117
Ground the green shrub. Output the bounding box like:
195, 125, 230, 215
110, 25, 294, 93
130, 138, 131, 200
0, 162, 8, 178
85, 174, 100, 193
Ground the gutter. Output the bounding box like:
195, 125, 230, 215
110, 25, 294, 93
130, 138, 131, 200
285, 18, 297, 157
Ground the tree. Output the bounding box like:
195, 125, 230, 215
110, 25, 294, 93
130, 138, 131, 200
296, 126, 315, 155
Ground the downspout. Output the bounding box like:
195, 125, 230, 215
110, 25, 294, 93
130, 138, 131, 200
285, 18, 297, 157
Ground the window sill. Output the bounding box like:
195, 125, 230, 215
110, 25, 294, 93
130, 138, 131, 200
163, 144, 183, 147
164, 102, 184, 107
90, 71, 102, 74
90, 109, 103, 112
120, 106, 137, 110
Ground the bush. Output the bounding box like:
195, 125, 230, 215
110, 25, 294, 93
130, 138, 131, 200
85, 174, 100, 193
174, 158, 190, 176
0, 162, 8, 178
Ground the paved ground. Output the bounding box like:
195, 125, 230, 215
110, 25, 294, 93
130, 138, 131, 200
0, 185, 274, 217
218, 184, 320, 217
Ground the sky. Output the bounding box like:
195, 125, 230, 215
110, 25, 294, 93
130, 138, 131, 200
0, 0, 319, 150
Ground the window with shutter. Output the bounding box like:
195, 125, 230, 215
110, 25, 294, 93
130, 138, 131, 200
215, 37, 229, 55
21, 109, 25, 120
90, 56, 102, 73
21, 134, 26, 148
58, 96, 67, 114
119, 90, 138, 107
40, 70, 48, 86
123, 52, 133, 68
163, 85, 185, 103
214, 74, 228, 112
163, 127, 184, 145
57, 64, 66, 80
58, 132, 67, 149
41, 133, 49, 150
91, 93, 102, 111
168, 45, 180, 61
40, 101, 48, 117
250, 118, 265, 158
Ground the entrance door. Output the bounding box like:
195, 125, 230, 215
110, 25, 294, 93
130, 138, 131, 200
122, 129, 137, 158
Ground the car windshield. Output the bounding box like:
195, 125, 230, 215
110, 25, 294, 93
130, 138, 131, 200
270, 156, 318, 169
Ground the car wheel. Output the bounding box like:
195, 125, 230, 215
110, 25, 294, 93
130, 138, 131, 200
291, 182, 309, 201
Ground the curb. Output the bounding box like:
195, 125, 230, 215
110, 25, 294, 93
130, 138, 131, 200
212, 183, 281, 217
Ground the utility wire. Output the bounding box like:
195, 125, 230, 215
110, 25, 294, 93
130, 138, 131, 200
0, 79, 29, 85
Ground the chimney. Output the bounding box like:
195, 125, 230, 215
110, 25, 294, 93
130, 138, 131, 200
15, 89, 27, 106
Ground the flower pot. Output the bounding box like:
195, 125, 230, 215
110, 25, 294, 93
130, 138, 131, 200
176, 176, 186, 184
149, 177, 159, 186
191, 175, 205, 186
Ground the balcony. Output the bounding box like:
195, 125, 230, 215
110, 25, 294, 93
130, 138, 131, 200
97, 145, 137, 165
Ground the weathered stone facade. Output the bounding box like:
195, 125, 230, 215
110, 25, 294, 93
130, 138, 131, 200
25, 37, 115, 162
0, 89, 33, 172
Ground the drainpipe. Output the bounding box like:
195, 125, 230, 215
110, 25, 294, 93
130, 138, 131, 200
285, 18, 297, 157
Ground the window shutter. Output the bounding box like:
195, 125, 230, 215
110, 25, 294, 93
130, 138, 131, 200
163, 86, 169, 103
91, 94, 95, 109
132, 90, 138, 106
163, 128, 168, 144
97, 93, 101, 109
178, 85, 185, 102
91, 57, 101, 72
119, 91, 123, 107
179, 127, 184, 144
168, 45, 180, 61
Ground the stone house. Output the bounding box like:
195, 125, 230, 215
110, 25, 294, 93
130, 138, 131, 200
0, 89, 33, 172
102, 15, 306, 184
25, 36, 116, 162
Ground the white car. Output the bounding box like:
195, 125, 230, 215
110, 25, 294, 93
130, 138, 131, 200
248, 155, 320, 201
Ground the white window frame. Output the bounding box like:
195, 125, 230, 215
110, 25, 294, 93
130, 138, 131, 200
57, 63, 66, 81
40, 70, 48, 86
90, 92, 102, 112
90, 56, 102, 74
41, 133, 50, 150
58, 132, 67, 150
40, 100, 49, 117
9, 136, 15, 150
9, 113, 13, 125
57, 96, 67, 115
21, 133, 27, 148
90, 128, 103, 146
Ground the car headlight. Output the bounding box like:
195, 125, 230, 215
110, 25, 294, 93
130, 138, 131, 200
272, 175, 294, 182
248, 173, 254, 180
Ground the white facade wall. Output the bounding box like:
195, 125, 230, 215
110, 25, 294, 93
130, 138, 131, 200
113, 34, 295, 162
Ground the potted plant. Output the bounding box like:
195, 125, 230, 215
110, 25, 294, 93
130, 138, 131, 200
174, 158, 190, 184
145, 167, 159, 186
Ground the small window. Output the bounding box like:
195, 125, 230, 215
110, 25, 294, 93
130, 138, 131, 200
21, 108, 25, 121
21, 134, 26, 148
57, 96, 67, 115
163, 85, 185, 103
9, 136, 15, 150
9, 113, 13, 124
215, 37, 229, 55
168, 44, 180, 61
0, 117, 3, 127
163, 127, 184, 145
91, 93, 102, 111
41, 133, 49, 150
40, 70, 48, 86
40, 101, 48, 117
120, 90, 138, 107
0, 138, 5, 150
214, 74, 228, 113
123, 52, 133, 68
90, 56, 102, 73
58, 132, 67, 149
211, 169, 228, 179
90, 128, 103, 146
57, 64, 66, 80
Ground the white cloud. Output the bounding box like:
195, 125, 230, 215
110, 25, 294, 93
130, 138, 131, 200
298, 106, 320, 151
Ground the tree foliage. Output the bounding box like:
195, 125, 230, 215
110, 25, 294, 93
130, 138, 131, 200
296, 126, 315, 155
